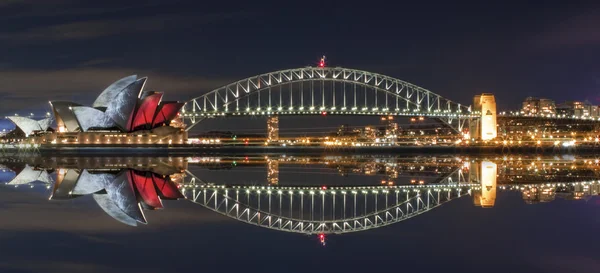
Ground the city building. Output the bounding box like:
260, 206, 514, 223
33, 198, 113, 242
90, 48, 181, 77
556, 101, 599, 117
7, 75, 187, 145
521, 97, 556, 115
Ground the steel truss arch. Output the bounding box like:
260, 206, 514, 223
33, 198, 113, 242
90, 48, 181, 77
182, 67, 474, 125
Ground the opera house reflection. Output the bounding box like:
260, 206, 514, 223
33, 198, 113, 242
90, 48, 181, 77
1, 155, 599, 234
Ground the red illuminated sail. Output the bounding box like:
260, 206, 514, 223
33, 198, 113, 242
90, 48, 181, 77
152, 102, 184, 128
131, 93, 162, 131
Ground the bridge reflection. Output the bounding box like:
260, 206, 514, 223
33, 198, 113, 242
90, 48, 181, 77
1, 155, 599, 234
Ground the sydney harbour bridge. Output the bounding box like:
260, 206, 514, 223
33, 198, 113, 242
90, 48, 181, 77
177, 64, 600, 144
2, 155, 598, 238
181, 66, 474, 133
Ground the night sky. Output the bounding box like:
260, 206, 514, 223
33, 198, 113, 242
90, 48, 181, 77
1, 1, 600, 129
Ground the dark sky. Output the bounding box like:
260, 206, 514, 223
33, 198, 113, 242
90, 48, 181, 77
0, 0, 599, 122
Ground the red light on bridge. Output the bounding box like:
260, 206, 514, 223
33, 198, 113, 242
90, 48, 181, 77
321, 186, 327, 190
321, 111, 327, 116
318, 55, 326, 67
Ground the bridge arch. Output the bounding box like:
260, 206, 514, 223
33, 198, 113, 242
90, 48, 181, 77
181, 67, 475, 130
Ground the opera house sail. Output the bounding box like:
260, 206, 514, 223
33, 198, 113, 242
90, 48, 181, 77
6, 116, 53, 137
6, 75, 187, 145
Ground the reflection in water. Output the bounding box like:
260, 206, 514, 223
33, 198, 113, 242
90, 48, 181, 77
1, 157, 186, 226
471, 161, 497, 208
1, 155, 599, 235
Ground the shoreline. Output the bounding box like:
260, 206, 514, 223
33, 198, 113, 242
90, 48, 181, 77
0, 144, 594, 156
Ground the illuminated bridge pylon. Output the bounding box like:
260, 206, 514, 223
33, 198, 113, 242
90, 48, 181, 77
182, 67, 476, 132
181, 184, 474, 235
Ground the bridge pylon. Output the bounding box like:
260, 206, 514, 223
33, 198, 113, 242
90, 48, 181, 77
471, 94, 497, 140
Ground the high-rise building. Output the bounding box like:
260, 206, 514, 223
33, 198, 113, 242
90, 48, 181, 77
522, 97, 555, 115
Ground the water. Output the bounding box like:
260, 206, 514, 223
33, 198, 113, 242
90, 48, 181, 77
0, 154, 599, 273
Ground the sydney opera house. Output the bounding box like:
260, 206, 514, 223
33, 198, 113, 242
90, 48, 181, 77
6, 75, 187, 145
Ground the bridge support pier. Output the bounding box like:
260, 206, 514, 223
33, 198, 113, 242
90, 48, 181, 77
471, 94, 497, 140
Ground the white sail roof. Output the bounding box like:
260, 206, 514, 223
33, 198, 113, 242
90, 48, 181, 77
92, 75, 137, 109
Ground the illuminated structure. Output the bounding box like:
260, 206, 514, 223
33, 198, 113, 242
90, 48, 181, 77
6, 116, 52, 137
267, 116, 279, 142
52, 75, 184, 132
20, 76, 186, 145
51, 101, 81, 132
556, 101, 599, 117
522, 97, 555, 115
472, 94, 497, 140
182, 67, 473, 134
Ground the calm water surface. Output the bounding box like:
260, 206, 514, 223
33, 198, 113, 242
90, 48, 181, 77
0, 154, 598, 273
